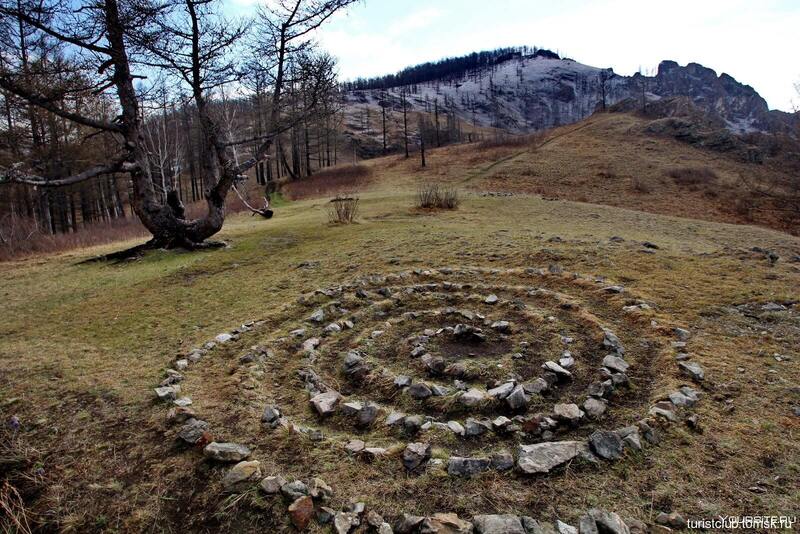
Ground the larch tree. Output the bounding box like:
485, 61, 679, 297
0, 0, 355, 253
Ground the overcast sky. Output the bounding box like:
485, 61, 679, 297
227, 0, 800, 112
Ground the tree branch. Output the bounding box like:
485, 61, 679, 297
0, 157, 134, 187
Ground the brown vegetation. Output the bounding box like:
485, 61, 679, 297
283, 165, 372, 200
416, 183, 460, 209
326, 195, 360, 224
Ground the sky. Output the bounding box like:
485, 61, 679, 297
226, 0, 800, 112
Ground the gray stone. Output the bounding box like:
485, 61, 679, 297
637, 420, 660, 444
488, 381, 516, 399
517, 441, 588, 474
523, 378, 550, 395
589, 430, 624, 460
341, 401, 363, 416
655, 511, 686, 529
203, 442, 251, 462
674, 328, 691, 341
357, 403, 381, 427
308, 308, 325, 323
408, 382, 433, 399
431, 384, 450, 396
447, 456, 491, 476
553, 403, 584, 423
259, 475, 286, 494
678, 361, 705, 382
491, 451, 514, 471
602, 329, 625, 354
603, 285, 624, 294
602, 354, 629, 373
472, 514, 525, 534
583, 397, 607, 418
447, 420, 465, 435
345, 439, 365, 454
394, 375, 412, 388
334, 511, 358, 534
404, 415, 425, 433
422, 513, 473, 533
485, 294, 499, 304
559, 353, 575, 368
302, 337, 320, 352
154, 385, 178, 402
521, 517, 557, 534
396, 514, 425, 533
491, 320, 511, 332
385, 412, 406, 426
555, 520, 577, 534
261, 405, 281, 425
280, 479, 309, 500
668, 389, 698, 408
310, 390, 341, 416
506, 385, 529, 410
173, 397, 192, 407
465, 418, 492, 437
649, 406, 678, 422
222, 460, 262, 493
177, 418, 209, 445
402, 442, 432, 471
309, 477, 333, 500
215, 333, 234, 343
460, 388, 487, 407
542, 361, 572, 379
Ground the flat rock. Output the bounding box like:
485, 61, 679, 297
310, 390, 341, 416
487, 381, 515, 399
447, 456, 491, 476
422, 513, 473, 533
460, 388, 487, 407
203, 442, 251, 462
602, 354, 629, 373
553, 403, 584, 423
222, 460, 262, 493
472, 515, 525, 534
260, 475, 287, 494
678, 361, 705, 382
408, 382, 433, 399
517, 441, 588, 474
580, 508, 631, 534
177, 418, 210, 445
589, 430, 624, 460
542, 361, 572, 379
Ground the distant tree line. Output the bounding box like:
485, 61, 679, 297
342, 46, 558, 91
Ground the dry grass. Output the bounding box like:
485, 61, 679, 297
0, 111, 799, 531
0, 215, 148, 262
667, 166, 719, 186
283, 165, 372, 200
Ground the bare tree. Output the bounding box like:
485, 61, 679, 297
0, 0, 355, 253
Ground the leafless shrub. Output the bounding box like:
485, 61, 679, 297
327, 195, 359, 224
416, 183, 460, 209
667, 166, 719, 186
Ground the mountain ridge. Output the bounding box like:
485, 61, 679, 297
343, 51, 797, 137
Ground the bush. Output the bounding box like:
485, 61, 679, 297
667, 166, 719, 186
416, 183, 460, 209
327, 195, 359, 224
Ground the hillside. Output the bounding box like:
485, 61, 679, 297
1, 141, 798, 531
343, 52, 797, 137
